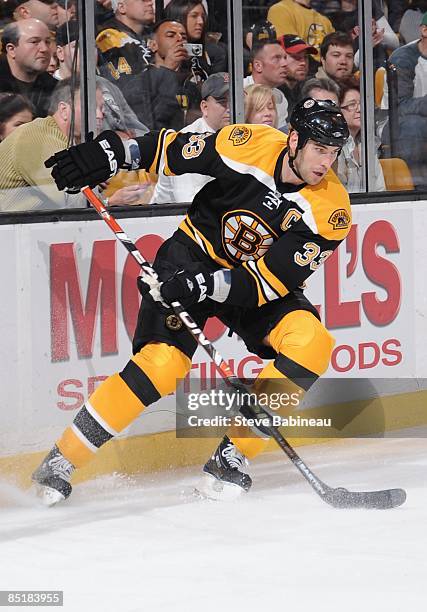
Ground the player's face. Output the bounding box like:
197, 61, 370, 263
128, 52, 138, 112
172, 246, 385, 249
294, 140, 340, 185
186, 3, 206, 41
201, 94, 230, 130
322, 44, 354, 80
283, 51, 309, 82
247, 97, 277, 127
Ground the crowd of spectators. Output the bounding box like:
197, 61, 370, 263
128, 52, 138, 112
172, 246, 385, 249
0, 0, 426, 211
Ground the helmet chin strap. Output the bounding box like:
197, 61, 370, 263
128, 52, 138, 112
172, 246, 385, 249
287, 146, 305, 182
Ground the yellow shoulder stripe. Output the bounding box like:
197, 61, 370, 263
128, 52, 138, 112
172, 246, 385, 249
215, 124, 287, 182
300, 170, 351, 241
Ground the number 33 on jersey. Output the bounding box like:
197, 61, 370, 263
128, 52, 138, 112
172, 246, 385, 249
136, 123, 351, 308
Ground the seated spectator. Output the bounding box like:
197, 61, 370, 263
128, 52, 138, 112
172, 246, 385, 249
329, 0, 399, 54
316, 31, 355, 86
96, 0, 154, 88
165, 0, 227, 76
0, 92, 33, 141
385, 0, 408, 33
277, 34, 318, 117
0, 19, 57, 117
310, 1, 340, 14
55, 21, 148, 136
46, 47, 58, 75
0, 77, 103, 211
244, 83, 278, 127
11, 0, 60, 28
56, 0, 76, 26
267, 0, 334, 54
389, 13, 427, 189
95, 0, 114, 28
335, 77, 385, 192
243, 20, 277, 76
121, 19, 201, 130
399, 0, 427, 45
243, 39, 289, 128
300, 76, 340, 105
150, 71, 230, 204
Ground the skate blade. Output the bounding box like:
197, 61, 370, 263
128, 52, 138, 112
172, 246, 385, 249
194, 473, 247, 502
34, 484, 66, 507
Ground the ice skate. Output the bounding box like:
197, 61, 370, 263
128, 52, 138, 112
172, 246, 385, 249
32, 445, 75, 507
195, 436, 252, 501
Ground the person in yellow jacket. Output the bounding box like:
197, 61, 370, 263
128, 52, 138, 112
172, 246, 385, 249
268, 0, 334, 54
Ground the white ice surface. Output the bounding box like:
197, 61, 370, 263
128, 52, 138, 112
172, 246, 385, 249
0, 437, 426, 612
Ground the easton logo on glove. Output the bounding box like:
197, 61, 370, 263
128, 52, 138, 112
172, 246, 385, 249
157, 267, 215, 309
195, 273, 208, 301
99, 139, 118, 176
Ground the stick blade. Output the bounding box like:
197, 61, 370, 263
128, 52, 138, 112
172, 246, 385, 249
324, 487, 407, 509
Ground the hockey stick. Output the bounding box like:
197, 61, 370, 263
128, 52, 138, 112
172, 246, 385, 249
82, 186, 406, 509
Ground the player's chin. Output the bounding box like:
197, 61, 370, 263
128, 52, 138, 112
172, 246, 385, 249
307, 171, 325, 185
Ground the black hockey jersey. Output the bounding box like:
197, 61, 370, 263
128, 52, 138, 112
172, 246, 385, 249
133, 124, 351, 308
96, 18, 152, 87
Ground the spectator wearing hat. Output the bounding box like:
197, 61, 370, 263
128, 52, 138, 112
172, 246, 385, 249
243, 20, 276, 76
9, 0, 59, 29
267, 0, 334, 54
399, 0, 427, 45
96, 0, 154, 89
150, 71, 230, 204
278, 33, 318, 117
389, 13, 427, 189
0, 18, 57, 117
243, 39, 289, 128
54, 21, 148, 136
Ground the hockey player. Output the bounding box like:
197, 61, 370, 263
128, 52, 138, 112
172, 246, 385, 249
32, 98, 351, 505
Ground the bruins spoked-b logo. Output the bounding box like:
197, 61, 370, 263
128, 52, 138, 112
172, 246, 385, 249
228, 125, 252, 146
165, 314, 183, 331
328, 209, 351, 230
222, 211, 277, 263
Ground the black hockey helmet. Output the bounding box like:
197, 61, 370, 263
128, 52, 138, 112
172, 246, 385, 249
290, 98, 349, 150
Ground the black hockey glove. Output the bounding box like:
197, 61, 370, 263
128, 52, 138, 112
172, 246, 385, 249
138, 264, 221, 309
45, 130, 126, 191
160, 267, 215, 308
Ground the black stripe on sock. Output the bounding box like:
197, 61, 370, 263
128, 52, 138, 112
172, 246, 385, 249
274, 354, 318, 391
73, 407, 113, 448
119, 360, 161, 407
